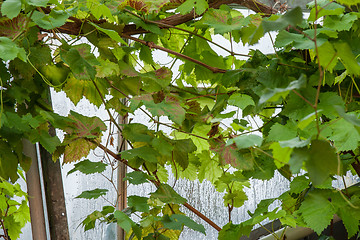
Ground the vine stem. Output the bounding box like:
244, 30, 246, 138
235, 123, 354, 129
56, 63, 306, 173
121, 34, 227, 73
124, 9, 250, 58
97, 143, 222, 231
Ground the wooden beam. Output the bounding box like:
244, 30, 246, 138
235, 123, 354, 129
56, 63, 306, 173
24, 140, 47, 240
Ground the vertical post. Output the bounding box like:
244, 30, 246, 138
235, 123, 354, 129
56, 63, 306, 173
24, 140, 47, 240
39, 88, 70, 240
39, 126, 70, 240
117, 99, 127, 240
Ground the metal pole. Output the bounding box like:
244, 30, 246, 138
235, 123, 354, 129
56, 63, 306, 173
24, 139, 47, 240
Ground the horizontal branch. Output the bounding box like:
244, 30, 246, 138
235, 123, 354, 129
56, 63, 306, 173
40, 0, 276, 36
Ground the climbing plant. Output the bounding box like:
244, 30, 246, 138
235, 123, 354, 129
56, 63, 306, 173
0, 0, 360, 239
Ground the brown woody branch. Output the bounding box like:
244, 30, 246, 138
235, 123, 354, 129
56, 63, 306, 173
97, 143, 222, 232
40, 0, 276, 36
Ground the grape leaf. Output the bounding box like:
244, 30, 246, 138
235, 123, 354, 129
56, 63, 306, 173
324, 118, 360, 151
122, 123, 154, 143
31, 9, 70, 30
0, 14, 27, 39
121, 146, 159, 163
114, 210, 133, 233
172, 138, 197, 170
267, 122, 298, 142
223, 189, 248, 208
1, 0, 22, 19
151, 184, 186, 204
228, 93, 255, 110
123, 171, 150, 185
176, 0, 208, 15
61, 44, 99, 80
63, 138, 97, 164
298, 190, 335, 234
67, 159, 107, 175
197, 8, 251, 34
218, 222, 252, 240
306, 140, 338, 186
161, 214, 205, 234
211, 140, 254, 170
0, 37, 26, 61
262, 7, 303, 33
128, 195, 149, 213
88, 22, 127, 45
76, 188, 108, 199
66, 111, 107, 139
227, 134, 263, 149
290, 175, 310, 194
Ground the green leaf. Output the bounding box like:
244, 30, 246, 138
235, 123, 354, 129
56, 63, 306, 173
218, 222, 252, 240
290, 175, 310, 194
27, 0, 49, 7
61, 44, 99, 80
333, 194, 360, 237
136, 94, 186, 125
324, 118, 360, 151
289, 147, 309, 173
88, 22, 127, 45
270, 142, 292, 168
298, 190, 335, 234
336, 0, 360, 6
317, 41, 337, 72
262, 7, 303, 33
123, 171, 150, 185
306, 140, 338, 186
67, 159, 107, 175
0, 37, 26, 61
223, 189, 248, 208
267, 122, 298, 142
121, 146, 159, 163
197, 8, 251, 34
172, 139, 197, 170
1, 0, 22, 19
128, 195, 149, 213
31, 9, 70, 29
334, 42, 360, 76
151, 184, 186, 204
76, 188, 108, 199
228, 93, 255, 110
38, 131, 61, 153
308, 1, 344, 22
114, 210, 133, 233
227, 134, 263, 149
161, 214, 206, 234
0, 140, 19, 182
323, 13, 358, 32
122, 123, 154, 143
176, 0, 208, 15
259, 74, 306, 104
95, 59, 120, 78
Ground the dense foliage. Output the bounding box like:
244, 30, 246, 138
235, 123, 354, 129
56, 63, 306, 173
1, 0, 360, 239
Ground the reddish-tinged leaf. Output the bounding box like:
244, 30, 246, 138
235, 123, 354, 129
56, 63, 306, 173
0, 14, 27, 39
210, 139, 253, 170
63, 138, 97, 163
135, 93, 186, 125
65, 111, 107, 139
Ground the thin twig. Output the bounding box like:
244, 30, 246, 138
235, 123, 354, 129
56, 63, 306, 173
121, 34, 227, 73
